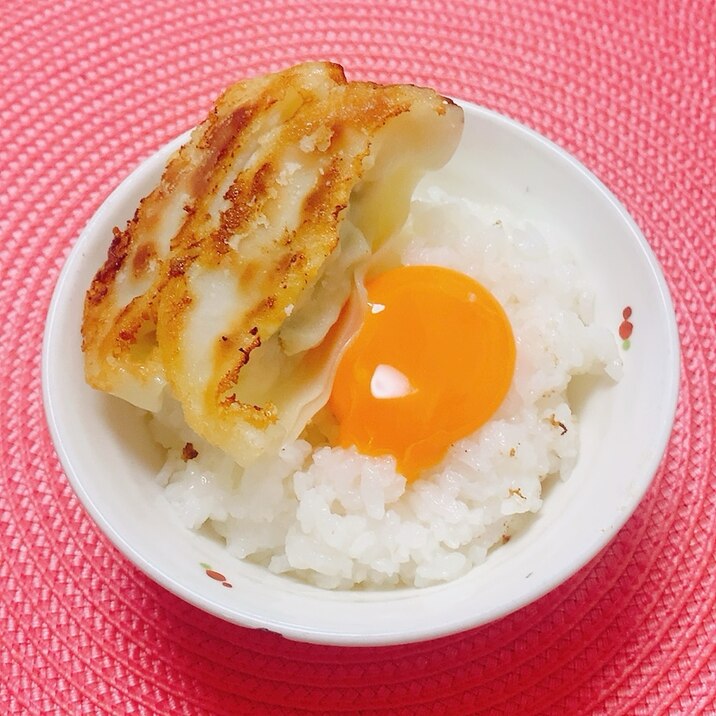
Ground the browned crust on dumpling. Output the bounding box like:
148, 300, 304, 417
82, 61, 462, 459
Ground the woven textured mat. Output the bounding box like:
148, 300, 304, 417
1, 0, 714, 713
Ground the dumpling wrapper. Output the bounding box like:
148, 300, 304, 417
82, 61, 463, 466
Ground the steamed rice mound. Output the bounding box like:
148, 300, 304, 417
149, 189, 621, 589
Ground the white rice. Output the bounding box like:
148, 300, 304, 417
149, 189, 622, 589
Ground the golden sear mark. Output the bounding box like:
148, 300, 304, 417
85, 225, 133, 307
215, 330, 262, 397
209, 162, 274, 259
220, 393, 278, 429
132, 242, 157, 278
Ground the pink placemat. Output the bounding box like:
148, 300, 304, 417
1, 0, 714, 713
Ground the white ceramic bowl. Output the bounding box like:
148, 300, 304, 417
43, 101, 679, 646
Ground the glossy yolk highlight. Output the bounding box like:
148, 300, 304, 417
329, 265, 515, 480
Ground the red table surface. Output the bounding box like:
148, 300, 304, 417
1, 1, 714, 713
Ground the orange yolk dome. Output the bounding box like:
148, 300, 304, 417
329, 265, 516, 480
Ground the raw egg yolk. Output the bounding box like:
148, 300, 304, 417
329, 265, 515, 480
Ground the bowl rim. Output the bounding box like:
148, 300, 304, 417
42, 99, 680, 645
